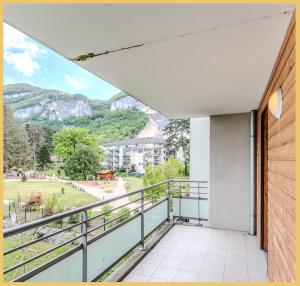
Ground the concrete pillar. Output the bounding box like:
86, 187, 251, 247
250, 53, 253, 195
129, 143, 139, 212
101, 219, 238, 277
190, 117, 210, 182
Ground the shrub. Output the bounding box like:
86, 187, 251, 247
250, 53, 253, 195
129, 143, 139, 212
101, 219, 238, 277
25, 192, 43, 211
21, 174, 27, 182
115, 207, 131, 223
44, 194, 58, 216
100, 204, 113, 225
61, 187, 65, 194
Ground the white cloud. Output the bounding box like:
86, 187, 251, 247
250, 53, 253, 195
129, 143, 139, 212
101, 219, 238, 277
65, 74, 88, 90
4, 23, 46, 77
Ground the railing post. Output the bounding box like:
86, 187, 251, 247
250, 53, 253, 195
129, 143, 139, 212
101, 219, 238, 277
140, 189, 146, 250
179, 181, 182, 221
81, 211, 88, 282
197, 181, 200, 225
167, 181, 171, 222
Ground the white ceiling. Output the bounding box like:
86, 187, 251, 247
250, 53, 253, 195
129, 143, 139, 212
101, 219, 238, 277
4, 4, 294, 118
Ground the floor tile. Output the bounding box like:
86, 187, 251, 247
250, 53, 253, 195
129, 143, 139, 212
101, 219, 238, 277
161, 257, 183, 269
180, 259, 202, 273
123, 273, 149, 282
173, 270, 199, 282
205, 254, 226, 266
226, 257, 247, 270
197, 274, 223, 282
142, 253, 165, 265
132, 261, 158, 276
201, 263, 224, 277
152, 265, 178, 281
224, 266, 249, 281
122, 225, 267, 282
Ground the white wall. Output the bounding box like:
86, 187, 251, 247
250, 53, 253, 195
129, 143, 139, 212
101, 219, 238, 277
209, 113, 250, 231
190, 114, 250, 231
190, 118, 210, 182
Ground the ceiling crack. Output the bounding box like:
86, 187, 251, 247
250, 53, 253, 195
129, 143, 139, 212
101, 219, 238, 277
70, 9, 293, 62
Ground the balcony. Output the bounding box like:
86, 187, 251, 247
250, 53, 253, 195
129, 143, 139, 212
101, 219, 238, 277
3, 180, 266, 282
123, 225, 267, 282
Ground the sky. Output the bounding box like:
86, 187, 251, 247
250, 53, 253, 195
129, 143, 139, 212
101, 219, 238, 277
3, 24, 120, 100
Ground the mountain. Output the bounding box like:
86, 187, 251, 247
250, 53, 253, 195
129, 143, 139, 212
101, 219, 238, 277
4, 83, 169, 144
4, 83, 92, 121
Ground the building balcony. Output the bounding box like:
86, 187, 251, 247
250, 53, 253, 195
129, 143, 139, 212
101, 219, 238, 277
123, 225, 267, 282
3, 180, 266, 282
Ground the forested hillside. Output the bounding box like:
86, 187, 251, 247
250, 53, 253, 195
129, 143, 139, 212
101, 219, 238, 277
4, 83, 148, 144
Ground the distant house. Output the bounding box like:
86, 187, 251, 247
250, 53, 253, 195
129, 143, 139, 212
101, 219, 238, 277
50, 155, 61, 164
98, 170, 115, 180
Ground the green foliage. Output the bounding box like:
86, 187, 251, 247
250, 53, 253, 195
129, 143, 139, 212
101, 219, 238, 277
143, 158, 184, 201
62, 109, 148, 144
5, 84, 148, 145
36, 146, 52, 170
164, 119, 190, 176
53, 127, 100, 159
68, 212, 80, 224
160, 158, 185, 179
3, 105, 30, 171
115, 207, 131, 223
100, 204, 113, 227
21, 174, 27, 182
44, 194, 58, 216
64, 145, 100, 180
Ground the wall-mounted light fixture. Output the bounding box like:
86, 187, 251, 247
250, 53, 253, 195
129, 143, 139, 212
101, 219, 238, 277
268, 88, 283, 119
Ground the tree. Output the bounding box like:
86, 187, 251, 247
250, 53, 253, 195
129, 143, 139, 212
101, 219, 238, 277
143, 158, 184, 201
36, 146, 52, 170
163, 119, 190, 176
53, 127, 100, 159
115, 207, 131, 223
41, 126, 55, 153
64, 145, 100, 180
25, 124, 45, 166
3, 105, 30, 176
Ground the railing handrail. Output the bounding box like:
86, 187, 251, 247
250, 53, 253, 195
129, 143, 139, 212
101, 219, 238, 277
3, 178, 209, 281
4, 179, 207, 237
4, 179, 174, 237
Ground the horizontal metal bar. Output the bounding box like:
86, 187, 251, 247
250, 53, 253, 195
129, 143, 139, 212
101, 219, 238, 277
170, 179, 208, 183
173, 196, 208, 201
144, 197, 168, 213
143, 187, 168, 199
87, 206, 141, 235
4, 180, 170, 237
171, 190, 208, 194
170, 185, 208, 189
4, 221, 83, 256
12, 246, 82, 282
143, 194, 167, 208
88, 213, 141, 245
86, 197, 142, 223
174, 215, 209, 221
4, 234, 84, 274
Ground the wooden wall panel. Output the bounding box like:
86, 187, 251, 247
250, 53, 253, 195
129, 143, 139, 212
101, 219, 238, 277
256, 13, 295, 282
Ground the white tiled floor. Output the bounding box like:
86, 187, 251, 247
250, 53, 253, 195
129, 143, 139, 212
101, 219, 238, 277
123, 225, 267, 282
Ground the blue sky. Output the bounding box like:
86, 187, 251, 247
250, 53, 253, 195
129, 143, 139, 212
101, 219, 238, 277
3, 24, 120, 100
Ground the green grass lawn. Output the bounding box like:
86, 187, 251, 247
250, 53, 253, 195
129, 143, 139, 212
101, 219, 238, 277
4, 235, 71, 282
123, 177, 143, 202
4, 181, 99, 208
40, 165, 67, 178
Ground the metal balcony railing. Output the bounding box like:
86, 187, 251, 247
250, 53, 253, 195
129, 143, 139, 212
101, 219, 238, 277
3, 179, 208, 282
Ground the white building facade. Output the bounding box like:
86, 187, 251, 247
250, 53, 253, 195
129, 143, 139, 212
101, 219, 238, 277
102, 137, 167, 174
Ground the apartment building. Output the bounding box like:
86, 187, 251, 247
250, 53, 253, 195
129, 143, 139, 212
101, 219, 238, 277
102, 137, 167, 174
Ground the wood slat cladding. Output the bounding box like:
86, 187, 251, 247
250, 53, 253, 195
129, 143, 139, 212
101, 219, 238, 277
256, 13, 295, 282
